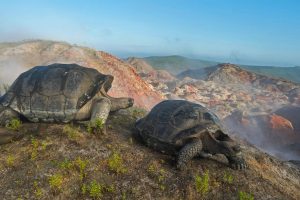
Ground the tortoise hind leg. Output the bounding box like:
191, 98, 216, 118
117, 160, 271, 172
177, 139, 203, 170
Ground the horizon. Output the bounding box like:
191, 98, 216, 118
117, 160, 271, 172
1, 0, 300, 67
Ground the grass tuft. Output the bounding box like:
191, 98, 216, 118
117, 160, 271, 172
108, 152, 127, 174
195, 170, 209, 195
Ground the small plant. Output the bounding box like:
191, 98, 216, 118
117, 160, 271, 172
81, 183, 88, 195
121, 191, 127, 200
6, 118, 22, 131
108, 152, 127, 174
33, 180, 43, 199
41, 141, 48, 150
195, 170, 209, 195
63, 124, 79, 140
239, 191, 254, 200
6, 155, 16, 167
147, 163, 156, 173
105, 184, 115, 193
31, 138, 39, 160
59, 159, 73, 171
87, 118, 105, 134
223, 171, 234, 184
74, 157, 89, 180
130, 108, 146, 119
89, 180, 103, 199
49, 173, 64, 193
147, 162, 166, 190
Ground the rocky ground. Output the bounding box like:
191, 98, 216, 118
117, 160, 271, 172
0, 108, 300, 200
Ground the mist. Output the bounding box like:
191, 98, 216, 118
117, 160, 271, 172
0, 60, 28, 94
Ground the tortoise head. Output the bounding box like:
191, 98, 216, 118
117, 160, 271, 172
110, 97, 134, 111
213, 130, 242, 157
99, 74, 134, 111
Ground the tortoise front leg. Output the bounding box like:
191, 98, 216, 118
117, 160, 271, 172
226, 155, 247, 170
90, 97, 111, 134
177, 139, 203, 170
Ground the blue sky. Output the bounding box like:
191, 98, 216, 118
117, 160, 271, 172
1, 0, 300, 66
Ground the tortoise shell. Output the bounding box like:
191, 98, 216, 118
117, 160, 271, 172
135, 100, 223, 145
0, 63, 113, 122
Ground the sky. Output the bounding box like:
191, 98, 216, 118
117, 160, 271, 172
1, 0, 300, 66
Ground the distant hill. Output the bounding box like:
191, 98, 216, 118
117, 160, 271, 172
140, 56, 300, 83
242, 65, 300, 83
143, 55, 218, 75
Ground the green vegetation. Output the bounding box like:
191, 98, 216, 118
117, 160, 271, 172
6, 118, 22, 131
147, 162, 166, 191
74, 157, 89, 181
239, 191, 254, 200
63, 124, 80, 139
108, 152, 127, 174
6, 155, 16, 167
223, 171, 234, 184
89, 180, 103, 199
58, 159, 73, 171
87, 118, 105, 134
30, 138, 39, 160
48, 173, 64, 192
195, 170, 210, 195
33, 181, 43, 199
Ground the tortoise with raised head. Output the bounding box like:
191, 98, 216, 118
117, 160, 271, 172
0, 63, 134, 130
135, 100, 246, 170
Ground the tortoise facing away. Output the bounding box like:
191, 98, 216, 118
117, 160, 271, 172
0, 63, 134, 131
135, 100, 247, 170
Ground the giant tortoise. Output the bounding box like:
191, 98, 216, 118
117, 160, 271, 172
135, 100, 247, 170
0, 63, 134, 130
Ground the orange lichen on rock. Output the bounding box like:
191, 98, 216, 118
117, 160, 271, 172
270, 114, 294, 131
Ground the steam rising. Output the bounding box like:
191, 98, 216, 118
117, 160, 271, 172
0, 60, 28, 94
224, 110, 300, 162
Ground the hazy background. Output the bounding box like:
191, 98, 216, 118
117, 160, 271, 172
1, 0, 300, 66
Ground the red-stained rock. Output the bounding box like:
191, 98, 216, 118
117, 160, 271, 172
269, 114, 294, 131
0, 40, 164, 110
